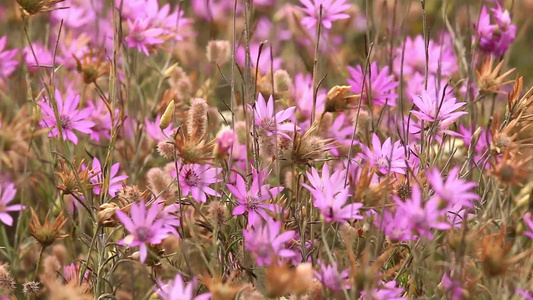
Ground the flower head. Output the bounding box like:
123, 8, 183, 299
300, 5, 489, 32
0, 182, 24, 226
347, 62, 399, 106
228, 169, 283, 225
476, 5, 516, 56
410, 90, 467, 123
154, 274, 211, 300
39, 88, 95, 144
359, 134, 406, 175
427, 167, 479, 209
176, 164, 221, 203
0, 36, 18, 80
299, 0, 351, 30
251, 94, 297, 139
90, 158, 128, 197
125, 19, 165, 56
523, 212, 533, 240
243, 217, 296, 266
115, 201, 170, 262
315, 261, 350, 291
303, 164, 363, 222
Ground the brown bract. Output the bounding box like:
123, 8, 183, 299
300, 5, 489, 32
29, 208, 68, 248
16, 0, 66, 16
476, 56, 514, 95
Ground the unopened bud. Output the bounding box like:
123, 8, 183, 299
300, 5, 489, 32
98, 203, 119, 227
163, 63, 180, 78
325, 85, 360, 112
159, 100, 175, 130
274, 69, 293, 94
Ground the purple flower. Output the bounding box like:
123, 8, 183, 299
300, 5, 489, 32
476, 5, 516, 56
251, 94, 297, 139
410, 90, 467, 123
359, 281, 406, 300
242, 217, 295, 266
427, 167, 478, 209
516, 288, 533, 300
347, 62, 399, 106
0, 36, 18, 79
116, 201, 170, 262
23, 43, 53, 73
125, 19, 165, 56
440, 274, 464, 300
215, 127, 236, 156
315, 261, 350, 291
236, 43, 282, 75
90, 158, 128, 197
303, 164, 363, 222
228, 170, 283, 225
326, 113, 353, 156
87, 100, 114, 142
393, 35, 457, 77
145, 115, 176, 141
0, 182, 24, 226
39, 89, 95, 144
360, 134, 406, 175
293, 73, 326, 124
394, 185, 450, 239
376, 209, 415, 242
176, 164, 222, 203
524, 212, 533, 240
299, 0, 351, 30
51, 0, 98, 30
155, 274, 211, 300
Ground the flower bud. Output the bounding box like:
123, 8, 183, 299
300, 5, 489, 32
97, 203, 119, 227
159, 100, 175, 130
214, 126, 236, 159
206, 40, 231, 65
274, 69, 293, 94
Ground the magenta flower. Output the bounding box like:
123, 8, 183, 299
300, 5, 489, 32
242, 217, 296, 266
360, 134, 406, 175
0, 36, 18, 79
63, 262, 90, 284
293, 73, 326, 123
476, 5, 516, 57
23, 43, 53, 73
228, 170, 283, 225
427, 167, 478, 209
215, 127, 236, 156
236, 43, 282, 75
376, 209, 415, 242
115, 201, 170, 262
303, 164, 363, 223
125, 19, 165, 56
410, 90, 467, 123
87, 100, 114, 142
251, 94, 297, 139
176, 164, 222, 203
393, 35, 457, 77
524, 212, 533, 240
0, 182, 24, 226
145, 115, 176, 141
155, 274, 211, 300
39, 89, 95, 145
440, 273, 464, 300
299, 0, 351, 30
347, 62, 399, 106
359, 281, 406, 300
315, 261, 350, 291
326, 113, 354, 156
90, 158, 128, 197
394, 185, 450, 239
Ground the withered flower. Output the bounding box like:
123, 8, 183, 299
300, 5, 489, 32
325, 85, 361, 112
476, 56, 514, 95
200, 273, 244, 300
491, 150, 532, 186
16, 0, 66, 16
97, 203, 119, 227
507, 76, 533, 122
55, 159, 97, 195
288, 122, 334, 167
490, 117, 532, 155
29, 208, 68, 248
74, 48, 109, 84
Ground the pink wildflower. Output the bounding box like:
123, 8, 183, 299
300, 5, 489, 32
154, 274, 211, 300
410, 90, 467, 123
347, 62, 399, 106
0, 182, 24, 226
176, 164, 222, 203
315, 261, 350, 291
125, 19, 165, 56
228, 170, 283, 225
524, 212, 533, 240
39, 89, 95, 145
242, 217, 296, 266
115, 201, 170, 262
359, 134, 406, 175
0, 36, 18, 79
90, 158, 128, 197
251, 94, 297, 139
299, 0, 351, 30
427, 167, 479, 209
476, 5, 516, 56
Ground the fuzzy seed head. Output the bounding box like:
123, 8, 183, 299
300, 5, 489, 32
274, 69, 293, 94
206, 40, 231, 65
187, 98, 209, 140
22, 281, 40, 296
